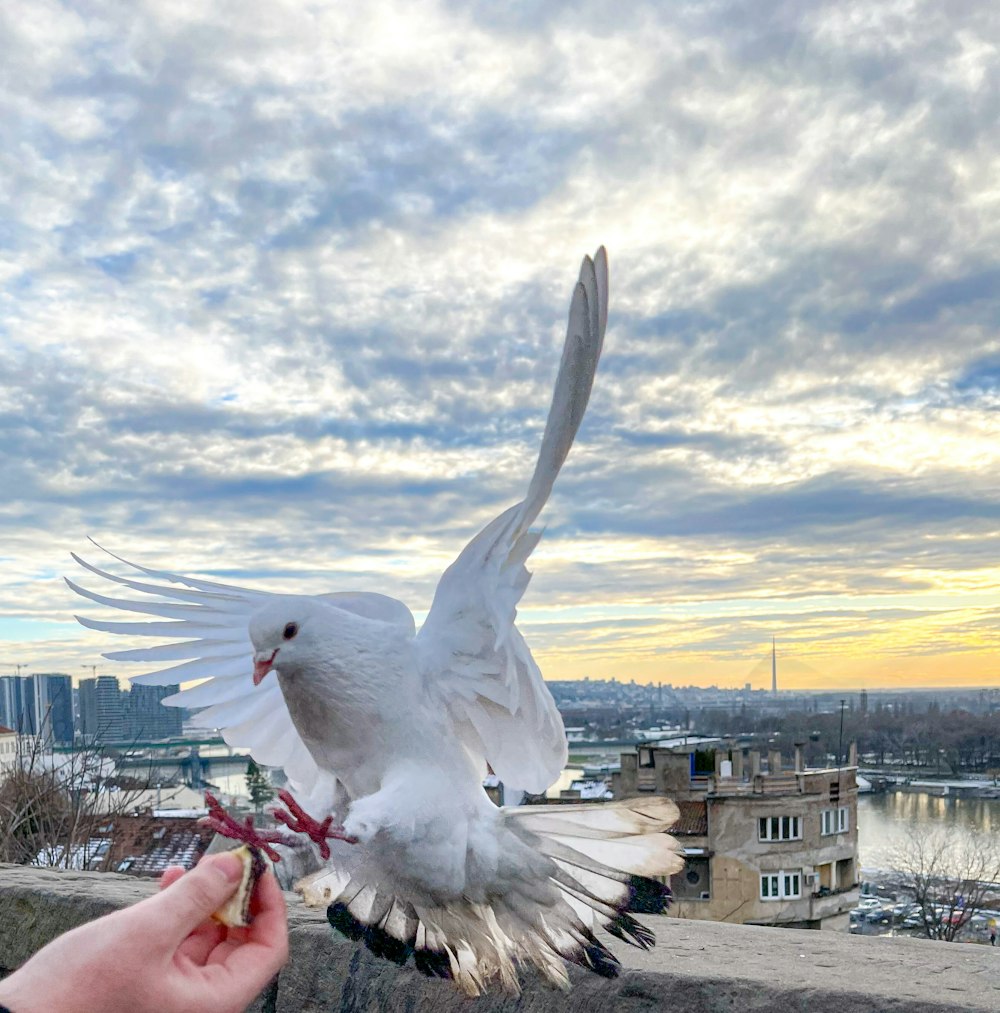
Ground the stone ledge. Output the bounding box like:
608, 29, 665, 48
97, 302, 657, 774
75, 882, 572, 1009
1, 864, 998, 1012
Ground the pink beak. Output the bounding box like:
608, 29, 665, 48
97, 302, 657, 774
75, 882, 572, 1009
253, 650, 278, 686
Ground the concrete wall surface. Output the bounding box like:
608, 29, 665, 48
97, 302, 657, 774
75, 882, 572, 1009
1, 864, 999, 1012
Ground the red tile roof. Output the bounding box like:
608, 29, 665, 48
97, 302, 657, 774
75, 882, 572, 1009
670, 800, 708, 836
65, 814, 216, 877
111, 815, 215, 876
0, 725, 15, 735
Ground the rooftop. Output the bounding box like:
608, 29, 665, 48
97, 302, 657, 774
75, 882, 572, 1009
31, 814, 214, 876
670, 800, 708, 836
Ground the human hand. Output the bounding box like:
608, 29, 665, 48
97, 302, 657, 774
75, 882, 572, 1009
0, 852, 288, 1013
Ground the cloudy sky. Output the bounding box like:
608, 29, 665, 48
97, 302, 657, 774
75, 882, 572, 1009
2, 0, 999, 691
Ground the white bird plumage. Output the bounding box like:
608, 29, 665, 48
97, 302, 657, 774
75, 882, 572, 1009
68, 248, 683, 994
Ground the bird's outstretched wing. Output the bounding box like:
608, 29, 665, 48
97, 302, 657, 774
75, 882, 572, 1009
415, 248, 608, 794
68, 545, 415, 808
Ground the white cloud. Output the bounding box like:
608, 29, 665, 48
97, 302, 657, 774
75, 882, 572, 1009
1, 0, 999, 687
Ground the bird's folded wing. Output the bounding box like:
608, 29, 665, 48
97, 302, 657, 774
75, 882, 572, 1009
68, 546, 412, 808
414, 249, 608, 795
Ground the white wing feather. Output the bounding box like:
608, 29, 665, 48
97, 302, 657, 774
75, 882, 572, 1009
415, 248, 608, 794
67, 545, 415, 808
70, 249, 607, 802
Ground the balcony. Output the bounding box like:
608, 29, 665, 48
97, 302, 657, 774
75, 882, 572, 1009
810, 884, 860, 920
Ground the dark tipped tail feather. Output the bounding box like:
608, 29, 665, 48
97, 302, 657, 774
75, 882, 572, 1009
313, 798, 682, 994
326, 870, 671, 985
327, 900, 453, 981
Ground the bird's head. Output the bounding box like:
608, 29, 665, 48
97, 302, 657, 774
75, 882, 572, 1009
248, 596, 328, 686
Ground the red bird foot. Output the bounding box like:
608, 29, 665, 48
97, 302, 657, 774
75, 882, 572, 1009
202, 791, 290, 863
271, 789, 357, 860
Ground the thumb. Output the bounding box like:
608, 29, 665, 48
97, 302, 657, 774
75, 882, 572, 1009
150, 852, 245, 942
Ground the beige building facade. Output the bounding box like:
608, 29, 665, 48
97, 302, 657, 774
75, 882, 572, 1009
0, 725, 19, 774
614, 743, 859, 930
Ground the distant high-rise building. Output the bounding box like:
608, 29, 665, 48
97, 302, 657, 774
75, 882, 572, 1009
31, 674, 74, 745
79, 676, 125, 741
123, 684, 182, 741
0, 676, 35, 735
771, 637, 777, 695
78, 678, 100, 738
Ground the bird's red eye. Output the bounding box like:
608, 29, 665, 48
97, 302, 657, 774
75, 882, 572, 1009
283, 622, 299, 640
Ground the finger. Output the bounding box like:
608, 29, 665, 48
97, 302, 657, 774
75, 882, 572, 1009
149, 852, 244, 944
215, 873, 289, 987
245, 871, 288, 948
159, 866, 185, 891
176, 921, 227, 966
205, 938, 240, 966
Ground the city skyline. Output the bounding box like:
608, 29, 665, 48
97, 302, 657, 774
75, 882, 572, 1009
2, 2, 999, 691
0, 671, 182, 742
2, 654, 997, 696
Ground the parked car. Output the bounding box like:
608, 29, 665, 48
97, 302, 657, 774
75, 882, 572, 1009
865, 907, 891, 924
892, 902, 920, 921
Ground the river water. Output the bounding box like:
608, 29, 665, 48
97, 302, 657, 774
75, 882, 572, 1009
858, 792, 1000, 870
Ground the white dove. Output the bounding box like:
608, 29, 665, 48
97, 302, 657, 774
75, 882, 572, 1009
69, 248, 683, 995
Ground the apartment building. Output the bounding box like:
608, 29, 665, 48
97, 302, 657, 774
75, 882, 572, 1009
614, 742, 859, 930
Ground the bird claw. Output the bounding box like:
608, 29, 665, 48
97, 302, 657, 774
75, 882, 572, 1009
270, 788, 357, 860
202, 791, 289, 863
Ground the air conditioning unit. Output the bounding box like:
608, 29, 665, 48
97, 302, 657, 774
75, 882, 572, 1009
804, 873, 818, 886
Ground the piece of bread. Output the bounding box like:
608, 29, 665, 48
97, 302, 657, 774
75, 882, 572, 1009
211, 845, 267, 927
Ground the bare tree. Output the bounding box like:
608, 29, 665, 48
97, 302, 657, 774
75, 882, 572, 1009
0, 726, 154, 871
892, 827, 1000, 942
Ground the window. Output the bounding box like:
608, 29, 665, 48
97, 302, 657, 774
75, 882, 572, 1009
760, 869, 802, 900
758, 815, 802, 841
638, 747, 655, 769
821, 807, 849, 835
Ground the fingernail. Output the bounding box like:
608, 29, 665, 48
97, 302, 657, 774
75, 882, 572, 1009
208, 853, 244, 882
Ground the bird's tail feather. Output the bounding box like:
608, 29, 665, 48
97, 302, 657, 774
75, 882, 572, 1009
294, 795, 682, 996
517, 247, 608, 538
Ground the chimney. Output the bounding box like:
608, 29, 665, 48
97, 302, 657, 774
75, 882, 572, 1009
848, 741, 858, 767
768, 750, 782, 775
714, 750, 726, 776
794, 742, 805, 773
749, 750, 761, 777
731, 749, 744, 780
